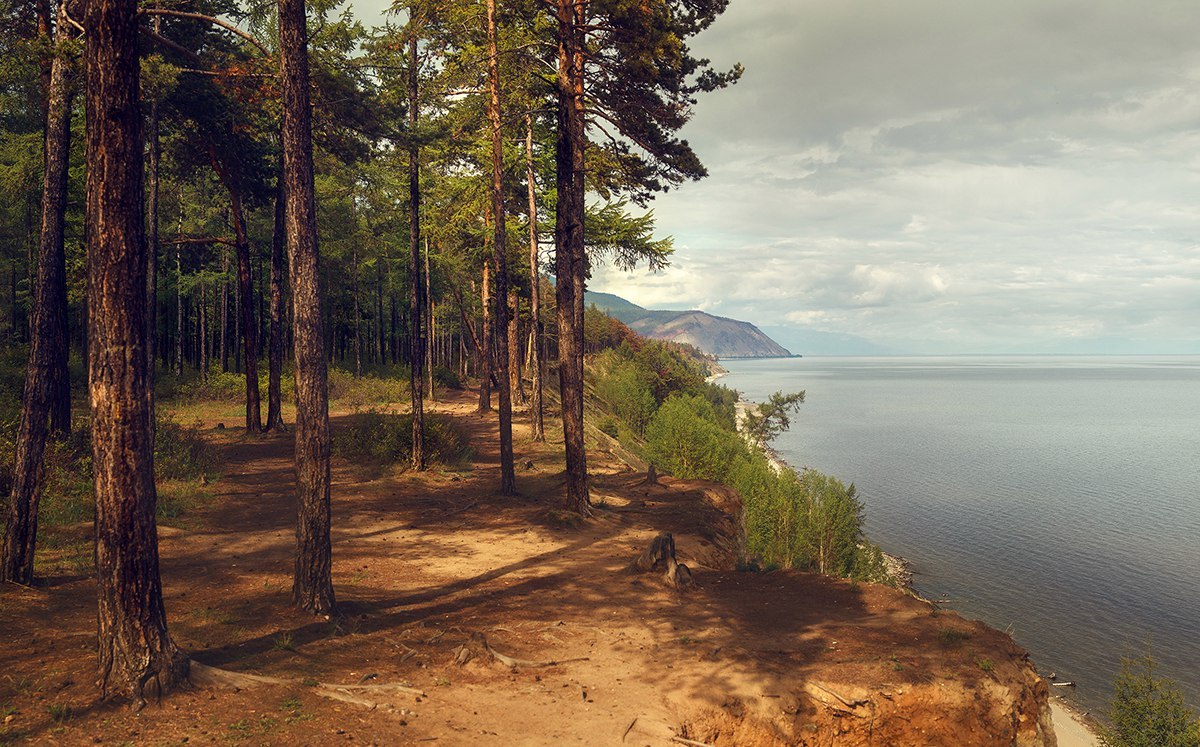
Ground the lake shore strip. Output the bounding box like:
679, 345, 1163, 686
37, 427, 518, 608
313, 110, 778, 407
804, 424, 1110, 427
718, 365, 1100, 746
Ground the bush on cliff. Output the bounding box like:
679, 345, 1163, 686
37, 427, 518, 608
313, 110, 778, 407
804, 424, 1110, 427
1101, 653, 1200, 747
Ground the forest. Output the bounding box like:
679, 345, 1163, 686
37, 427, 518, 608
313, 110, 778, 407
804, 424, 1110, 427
6, 0, 1193, 744
0, 0, 744, 707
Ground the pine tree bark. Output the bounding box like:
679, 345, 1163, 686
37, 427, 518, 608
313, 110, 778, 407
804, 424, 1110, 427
554, 0, 590, 514
525, 115, 545, 442
1, 0, 74, 584
280, 0, 335, 616
486, 0, 516, 495
266, 173, 287, 431
407, 29, 426, 470
84, 0, 187, 701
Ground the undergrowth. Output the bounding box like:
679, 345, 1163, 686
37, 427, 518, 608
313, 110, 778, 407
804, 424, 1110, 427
332, 409, 471, 469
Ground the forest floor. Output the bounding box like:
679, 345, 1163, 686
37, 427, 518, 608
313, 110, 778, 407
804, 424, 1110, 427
2, 389, 1067, 746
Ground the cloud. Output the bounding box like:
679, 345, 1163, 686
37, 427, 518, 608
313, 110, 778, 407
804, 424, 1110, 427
591, 0, 1200, 353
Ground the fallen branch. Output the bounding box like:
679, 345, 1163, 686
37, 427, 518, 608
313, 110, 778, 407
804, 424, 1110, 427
622, 716, 638, 742
671, 736, 714, 747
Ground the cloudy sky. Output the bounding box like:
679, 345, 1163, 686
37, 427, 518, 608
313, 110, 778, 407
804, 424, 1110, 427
581, 0, 1200, 354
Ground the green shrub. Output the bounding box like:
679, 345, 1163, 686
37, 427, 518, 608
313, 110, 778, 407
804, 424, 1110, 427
333, 409, 471, 468
597, 416, 620, 438
0, 410, 214, 530
594, 354, 656, 435
154, 414, 215, 482
1101, 653, 1200, 747
433, 365, 463, 390
645, 394, 744, 482
797, 470, 869, 577
328, 368, 412, 409
738, 461, 883, 580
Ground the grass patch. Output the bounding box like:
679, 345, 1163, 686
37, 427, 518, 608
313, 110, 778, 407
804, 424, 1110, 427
976, 658, 994, 672
332, 409, 471, 469
46, 703, 72, 723
939, 628, 972, 645
272, 632, 296, 652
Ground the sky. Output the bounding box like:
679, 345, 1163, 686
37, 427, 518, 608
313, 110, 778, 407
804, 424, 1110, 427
582, 0, 1200, 355
352, 0, 1200, 355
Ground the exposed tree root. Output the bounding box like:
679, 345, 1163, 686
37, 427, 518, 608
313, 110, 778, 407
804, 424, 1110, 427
453, 632, 590, 669
189, 660, 425, 711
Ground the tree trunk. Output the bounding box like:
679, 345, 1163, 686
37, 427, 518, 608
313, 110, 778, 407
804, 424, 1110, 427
478, 263, 492, 413
508, 289, 525, 405
407, 29, 426, 471
220, 248, 229, 372
174, 242, 183, 377
146, 87, 159, 412
525, 115, 545, 442
209, 147, 262, 432
389, 286, 398, 365
425, 239, 433, 401
199, 283, 208, 384
485, 0, 515, 495
84, 0, 187, 702
1, 0, 74, 584
375, 254, 385, 367
266, 172, 286, 431
554, 0, 590, 514
280, 0, 335, 616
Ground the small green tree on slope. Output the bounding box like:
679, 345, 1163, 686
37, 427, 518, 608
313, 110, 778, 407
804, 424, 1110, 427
1101, 652, 1200, 747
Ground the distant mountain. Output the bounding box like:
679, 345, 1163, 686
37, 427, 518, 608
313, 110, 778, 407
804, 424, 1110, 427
585, 291, 792, 359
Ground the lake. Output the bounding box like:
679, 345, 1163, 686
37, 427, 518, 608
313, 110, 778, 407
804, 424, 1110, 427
720, 355, 1200, 714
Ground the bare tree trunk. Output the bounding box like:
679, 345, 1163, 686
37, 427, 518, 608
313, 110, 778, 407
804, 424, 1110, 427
425, 238, 433, 401
555, 0, 590, 514
352, 234, 362, 378
266, 173, 286, 431
407, 29, 426, 470
220, 248, 228, 372
508, 289, 525, 405
375, 254, 385, 367
280, 0, 335, 616
478, 263, 492, 413
198, 282, 208, 381
525, 115, 545, 442
209, 147, 262, 432
403, 32, 427, 470
84, 0, 187, 702
1, 1, 74, 584
484, 0, 515, 494
145, 13, 162, 399
174, 241, 183, 377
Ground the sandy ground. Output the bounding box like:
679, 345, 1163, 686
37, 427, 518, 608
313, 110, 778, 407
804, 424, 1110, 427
1052, 699, 1100, 746
0, 389, 1077, 745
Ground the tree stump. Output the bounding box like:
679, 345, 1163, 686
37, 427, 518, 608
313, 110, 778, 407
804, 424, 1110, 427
632, 533, 692, 590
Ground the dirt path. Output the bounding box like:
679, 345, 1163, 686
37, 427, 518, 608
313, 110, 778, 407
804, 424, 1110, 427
1, 390, 1057, 745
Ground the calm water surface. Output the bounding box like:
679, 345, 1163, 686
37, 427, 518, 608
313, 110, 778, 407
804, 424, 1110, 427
720, 356, 1200, 713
